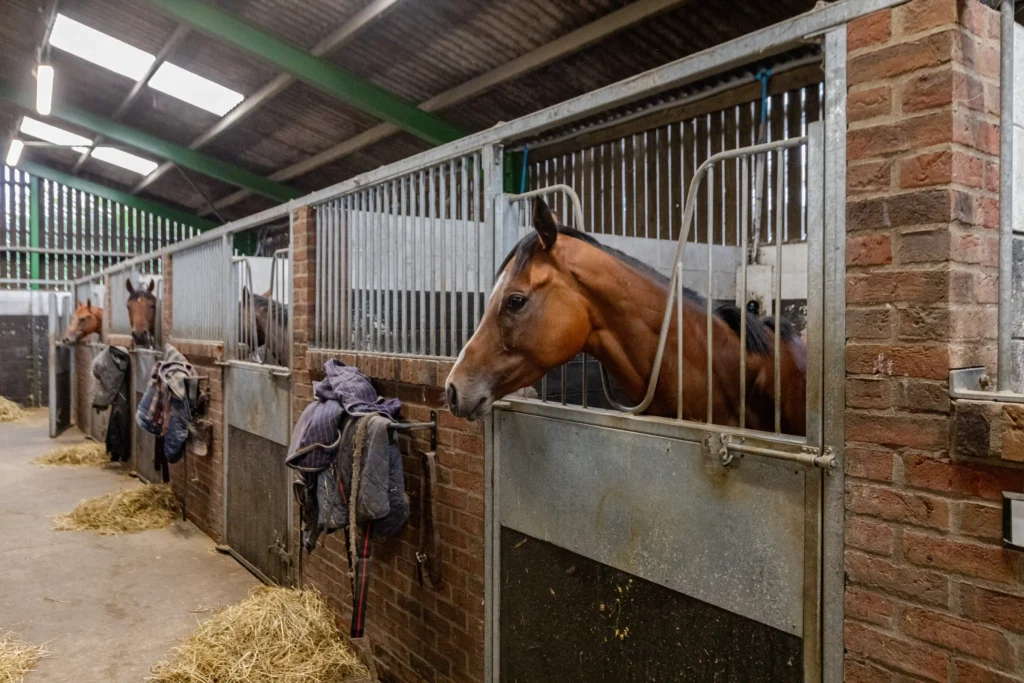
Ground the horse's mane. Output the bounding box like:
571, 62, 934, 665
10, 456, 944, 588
499, 226, 706, 304
498, 227, 782, 354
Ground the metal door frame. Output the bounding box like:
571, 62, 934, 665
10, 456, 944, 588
484, 50, 843, 679
48, 291, 73, 437
221, 216, 296, 585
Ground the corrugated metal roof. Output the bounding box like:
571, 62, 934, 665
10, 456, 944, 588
0, 0, 819, 223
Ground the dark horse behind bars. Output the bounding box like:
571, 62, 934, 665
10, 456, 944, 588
126, 279, 157, 349
445, 198, 806, 435
240, 287, 290, 367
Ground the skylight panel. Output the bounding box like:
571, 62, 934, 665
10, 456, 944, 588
91, 147, 159, 175
20, 116, 91, 149
49, 14, 154, 81
148, 63, 245, 116
19, 117, 158, 175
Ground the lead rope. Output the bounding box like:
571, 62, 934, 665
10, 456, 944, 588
346, 420, 378, 681
416, 449, 442, 589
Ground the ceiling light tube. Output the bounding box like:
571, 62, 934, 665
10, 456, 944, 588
36, 64, 54, 116
6, 139, 25, 166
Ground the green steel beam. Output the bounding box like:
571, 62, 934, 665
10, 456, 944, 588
29, 175, 41, 290
143, 0, 465, 146
19, 161, 219, 232
0, 78, 301, 203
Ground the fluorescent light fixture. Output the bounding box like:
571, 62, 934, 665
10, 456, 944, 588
49, 13, 244, 116
148, 63, 244, 116
49, 14, 154, 80
91, 146, 158, 175
19, 117, 157, 175
20, 116, 90, 149
5, 139, 24, 166
36, 64, 54, 116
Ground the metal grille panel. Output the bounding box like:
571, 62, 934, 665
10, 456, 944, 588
172, 239, 224, 341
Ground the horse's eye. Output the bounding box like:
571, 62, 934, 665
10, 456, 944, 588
505, 294, 527, 313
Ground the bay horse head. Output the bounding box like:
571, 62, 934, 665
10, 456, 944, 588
126, 278, 157, 349
62, 299, 103, 344
446, 199, 594, 420
445, 197, 807, 434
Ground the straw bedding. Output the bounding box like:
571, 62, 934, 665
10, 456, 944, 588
0, 397, 26, 423
0, 632, 46, 683
53, 484, 180, 535
149, 586, 369, 683
34, 442, 109, 467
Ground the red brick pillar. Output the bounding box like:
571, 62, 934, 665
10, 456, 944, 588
161, 254, 172, 341
844, 2, 1023, 681
291, 205, 316, 422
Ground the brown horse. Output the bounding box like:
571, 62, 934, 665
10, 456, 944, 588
445, 198, 806, 435
126, 279, 157, 349
239, 287, 289, 367
62, 299, 103, 344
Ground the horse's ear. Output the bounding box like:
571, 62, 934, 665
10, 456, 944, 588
85, 298, 92, 310
126, 279, 135, 294
532, 197, 558, 250
76, 299, 83, 308
147, 279, 155, 294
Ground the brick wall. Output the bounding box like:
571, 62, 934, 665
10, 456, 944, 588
292, 206, 486, 683
844, 2, 1024, 681
168, 355, 226, 541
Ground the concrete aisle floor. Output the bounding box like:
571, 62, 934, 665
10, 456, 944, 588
0, 410, 257, 683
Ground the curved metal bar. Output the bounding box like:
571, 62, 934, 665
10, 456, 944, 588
509, 136, 807, 416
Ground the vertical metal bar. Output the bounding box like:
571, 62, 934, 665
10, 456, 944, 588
676, 261, 683, 420
706, 163, 715, 425
430, 169, 438, 357
373, 185, 381, 352
998, 0, 1015, 390
402, 175, 409, 354
774, 149, 784, 434
387, 180, 396, 353
739, 157, 748, 430
342, 197, 350, 350
821, 29, 846, 683
440, 163, 449, 357
461, 157, 469, 352
418, 171, 426, 355
315, 204, 323, 346
449, 161, 458, 355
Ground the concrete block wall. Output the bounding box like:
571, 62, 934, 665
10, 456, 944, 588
844, 2, 1024, 681
292, 206, 486, 683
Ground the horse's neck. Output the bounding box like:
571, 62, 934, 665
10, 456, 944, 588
571, 248, 675, 406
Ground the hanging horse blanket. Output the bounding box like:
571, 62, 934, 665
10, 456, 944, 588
288, 361, 408, 638
136, 343, 196, 465
91, 345, 131, 463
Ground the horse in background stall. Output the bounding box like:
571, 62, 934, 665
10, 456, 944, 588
239, 287, 290, 367
125, 279, 157, 349
445, 197, 807, 436
61, 300, 103, 344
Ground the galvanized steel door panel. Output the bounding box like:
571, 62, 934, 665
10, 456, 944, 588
224, 363, 292, 584
226, 365, 291, 447
132, 349, 162, 484
496, 409, 807, 637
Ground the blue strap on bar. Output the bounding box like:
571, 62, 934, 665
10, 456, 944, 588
756, 68, 772, 126
520, 145, 529, 193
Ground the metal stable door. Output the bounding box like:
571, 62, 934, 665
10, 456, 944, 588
486, 125, 828, 682
223, 364, 293, 584
48, 293, 72, 437
222, 237, 294, 585
132, 348, 163, 483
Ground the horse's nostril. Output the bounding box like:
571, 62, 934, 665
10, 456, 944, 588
446, 384, 458, 413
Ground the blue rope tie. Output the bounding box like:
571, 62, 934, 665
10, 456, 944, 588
755, 68, 772, 125
520, 145, 529, 193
